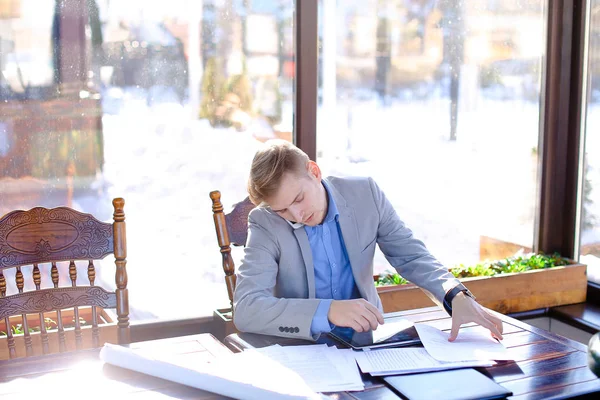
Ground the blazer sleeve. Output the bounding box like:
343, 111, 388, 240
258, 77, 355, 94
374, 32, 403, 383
233, 209, 321, 340
367, 177, 462, 304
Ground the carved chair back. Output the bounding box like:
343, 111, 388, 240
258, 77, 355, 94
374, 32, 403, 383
0, 198, 129, 359
210, 191, 255, 310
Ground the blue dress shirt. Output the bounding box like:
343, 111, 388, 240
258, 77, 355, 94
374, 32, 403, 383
307, 181, 360, 336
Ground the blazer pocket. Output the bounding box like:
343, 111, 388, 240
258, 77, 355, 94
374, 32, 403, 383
361, 238, 377, 253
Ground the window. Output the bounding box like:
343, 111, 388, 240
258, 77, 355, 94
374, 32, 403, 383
316, 0, 547, 273
0, 0, 295, 320
580, 1, 600, 284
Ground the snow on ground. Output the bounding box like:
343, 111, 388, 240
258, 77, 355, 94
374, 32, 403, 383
2, 85, 600, 320
318, 95, 542, 271
98, 89, 262, 319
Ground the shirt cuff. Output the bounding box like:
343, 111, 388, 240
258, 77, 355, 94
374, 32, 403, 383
310, 299, 334, 336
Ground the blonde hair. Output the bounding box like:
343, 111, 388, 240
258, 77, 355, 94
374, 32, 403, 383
247, 140, 310, 206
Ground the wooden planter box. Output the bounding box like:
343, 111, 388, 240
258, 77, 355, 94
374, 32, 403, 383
377, 262, 588, 314
0, 307, 117, 360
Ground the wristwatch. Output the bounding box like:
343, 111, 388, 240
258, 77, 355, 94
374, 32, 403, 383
443, 284, 476, 316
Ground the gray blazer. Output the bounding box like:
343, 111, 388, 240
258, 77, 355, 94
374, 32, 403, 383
233, 176, 461, 340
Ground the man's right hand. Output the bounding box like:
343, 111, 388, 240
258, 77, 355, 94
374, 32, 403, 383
328, 299, 385, 332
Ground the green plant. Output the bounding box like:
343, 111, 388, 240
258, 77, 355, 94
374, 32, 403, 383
199, 57, 225, 120
12, 324, 23, 335
45, 317, 57, 331
450, 262, 498, 278
0, 316, 88, 338
0, 325, 33, 337
11, 324, 37, 335
375, 271, 410, 287
225, 70, 254, 113
374, 252, 570, 286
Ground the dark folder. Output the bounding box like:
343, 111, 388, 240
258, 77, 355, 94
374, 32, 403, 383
383, 368, 512, 400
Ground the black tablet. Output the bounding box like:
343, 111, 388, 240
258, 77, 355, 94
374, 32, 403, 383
383, 368, 512, 400
328, 319, 421, 350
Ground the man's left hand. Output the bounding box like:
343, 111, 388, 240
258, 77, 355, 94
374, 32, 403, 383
448, 292, 504, 342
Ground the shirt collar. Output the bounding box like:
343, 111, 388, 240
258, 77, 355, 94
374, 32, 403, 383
322, 180, 339, 223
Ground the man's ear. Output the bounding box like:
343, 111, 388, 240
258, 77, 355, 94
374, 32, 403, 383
307, 160, 322, 180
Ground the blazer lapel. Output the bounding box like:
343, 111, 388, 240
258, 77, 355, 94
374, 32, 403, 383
293, 228, 316, 298
326, 180, 366, 298
337, 206, 366, 297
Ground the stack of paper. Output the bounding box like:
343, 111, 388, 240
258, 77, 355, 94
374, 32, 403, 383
99, 343, 322, 400
100, 324, 511, 396
252, 344, 364, 392
353, 323, 513, 377
354, 347, 495, 376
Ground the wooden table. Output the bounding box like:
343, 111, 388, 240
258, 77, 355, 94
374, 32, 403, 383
0, 333, 234, 399
2, 309, 599, 400
225, 307, 600, 400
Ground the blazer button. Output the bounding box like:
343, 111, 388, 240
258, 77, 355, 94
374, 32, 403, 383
279, 327, 284, 332
284, 327, 290, 333
294, 327, 299, 333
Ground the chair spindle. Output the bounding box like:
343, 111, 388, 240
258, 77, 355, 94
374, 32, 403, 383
0, 271, 17, 358
113, 198, 130, 345
210, 191, 236, 309
15, 267, 33, 356
32, 264, 50, 355
88, 260, 100, 347
51, 262, 66, 352
69, 260, 83, 349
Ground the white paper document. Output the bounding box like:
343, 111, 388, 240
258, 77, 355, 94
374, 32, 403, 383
372, 318, 415, 342
99, 343, 322, 400
353, 347, 494, 376
252, 344, 364, 392
415, 323, 513, 362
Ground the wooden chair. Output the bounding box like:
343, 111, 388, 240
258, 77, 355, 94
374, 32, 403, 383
0, 198, 129, 359
210, 191, 254, 339
210, 191, 255, 309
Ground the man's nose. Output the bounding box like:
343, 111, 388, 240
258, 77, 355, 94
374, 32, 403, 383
289, 205, 304, 222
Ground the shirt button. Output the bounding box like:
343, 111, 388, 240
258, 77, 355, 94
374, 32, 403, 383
332, 263, 336, 268
334, 289, 338, 294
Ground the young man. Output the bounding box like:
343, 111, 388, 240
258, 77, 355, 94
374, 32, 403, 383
234, 140, 503, 341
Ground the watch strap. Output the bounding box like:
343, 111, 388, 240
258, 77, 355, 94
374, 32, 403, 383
443, 284, 475, 316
